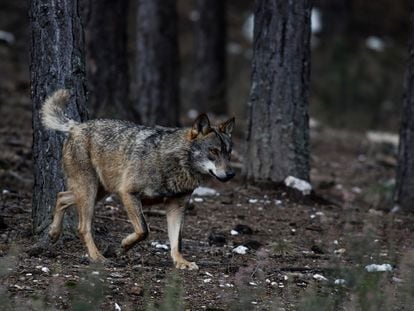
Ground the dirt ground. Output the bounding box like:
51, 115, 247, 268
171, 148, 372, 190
1, 83, 414, 311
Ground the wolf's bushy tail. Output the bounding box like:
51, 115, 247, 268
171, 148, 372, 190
41, 89, 79, 132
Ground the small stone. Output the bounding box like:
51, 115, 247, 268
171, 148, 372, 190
232, 245, 248, 255
230, 230, 239, 236
313, 274, 328, 282
41, 267, 50, 274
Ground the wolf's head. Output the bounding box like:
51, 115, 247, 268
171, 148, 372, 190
189, 114, 235, 182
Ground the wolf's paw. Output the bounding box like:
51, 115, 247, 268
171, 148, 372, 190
89, 252, 107, 263
175, 259, 199, 270
48, 228, 61, 244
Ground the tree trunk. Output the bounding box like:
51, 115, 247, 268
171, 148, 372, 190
244, 0, 311, 184
82, 0, 136, 121
191, 0, 227, 115
30, 0, 88, 238
134, 0, 179, 127
395, 4, 414, 212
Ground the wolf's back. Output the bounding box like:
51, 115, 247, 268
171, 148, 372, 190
41, 89, 79, 132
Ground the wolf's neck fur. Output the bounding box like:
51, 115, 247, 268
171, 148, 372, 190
159, 129, 205, 196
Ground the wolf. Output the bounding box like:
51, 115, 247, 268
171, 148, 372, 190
42, 89, 235, 270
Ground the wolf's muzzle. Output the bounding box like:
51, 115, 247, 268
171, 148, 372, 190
210, 169, 235, 182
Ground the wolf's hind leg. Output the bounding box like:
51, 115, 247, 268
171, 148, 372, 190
119, 193, 149, 252
49, 191, 75, 243
72, 178, 106, 262
166, 198, 198, 270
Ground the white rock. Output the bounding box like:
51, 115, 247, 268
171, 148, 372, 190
391, 205, 400, 213
91, 271, 100, 275
156, 244, 168, 250
366, 131, 398, 146
41, 267, 50, 274
249, 282, 257, 286
334, 279, 346, 285
248, 198, 258, 204
114, 302, 122, 311
203, 278, 212, 283
192, 187, 217, 196
193, 197, 204, 203
365, 264, 392, 272
232, 245, 248, 255
275, 199, 283, 205
151, 241, 169, 250
351, 187, 362, 194
284, 176, 312, 195
230, 230, 239, 236
2, 189, 10, 195
205, 272, 213, 277
313, 274, 328, 281
365, 36, 385, 52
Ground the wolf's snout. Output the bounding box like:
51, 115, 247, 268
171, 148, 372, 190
226, 170, 235, 180
215, 169, 235, 182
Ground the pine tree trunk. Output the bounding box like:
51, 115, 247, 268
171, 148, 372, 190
244, 0, 311, 184
134, 0, 179, 127
83, 0, 136, 121
30, 0, 88, 238
191, 0, 227, 115
395, 4, 414, 212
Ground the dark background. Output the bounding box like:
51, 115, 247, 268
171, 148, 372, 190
0, 0, 410, 132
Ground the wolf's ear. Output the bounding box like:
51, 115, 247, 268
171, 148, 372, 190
219, 117, 235, 136
191, 113, 211, 138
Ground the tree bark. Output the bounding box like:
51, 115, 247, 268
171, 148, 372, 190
134, 0, 179, 127
244, 0, 311, 184
82, 0, 136, 121
30, 0, 88, 237
395, 4, 414, 212
191, 0, 227, 115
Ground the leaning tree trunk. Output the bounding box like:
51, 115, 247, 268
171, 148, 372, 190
134, 0, 179, 127
395, 4, 414, 212
82, 0, 136, 121
30, 0, 88, 238
191, 0, 227, 115
244, 0, 311, 183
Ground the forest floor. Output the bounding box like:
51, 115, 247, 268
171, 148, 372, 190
1, 88, 414, 311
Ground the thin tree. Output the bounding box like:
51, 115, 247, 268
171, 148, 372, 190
191, 0, 227, 115
244, 0, 311, 183
82, 0, 136, 121
395, 4, 414, 212
134, 0, 179, 126
30, 0, 88, 238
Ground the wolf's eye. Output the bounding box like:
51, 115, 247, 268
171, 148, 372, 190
210, 148, 220, 156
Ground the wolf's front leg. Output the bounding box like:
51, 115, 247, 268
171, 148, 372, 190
166, 197, 198, 270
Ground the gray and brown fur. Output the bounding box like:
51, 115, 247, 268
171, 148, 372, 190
42, 89, 235, 270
